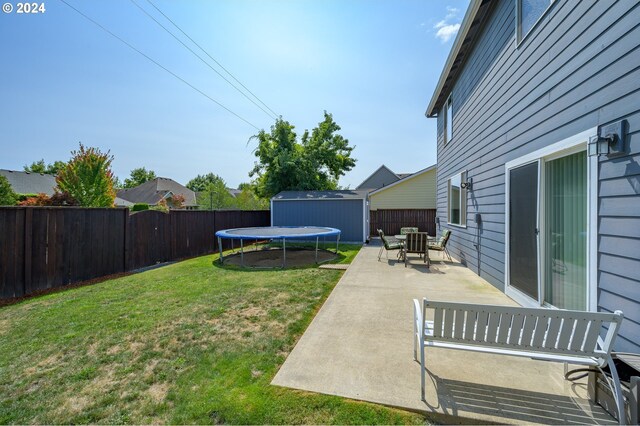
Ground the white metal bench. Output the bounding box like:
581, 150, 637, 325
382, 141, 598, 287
413, 298, 625, 424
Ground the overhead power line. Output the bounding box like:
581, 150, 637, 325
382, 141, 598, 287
58, 0, 261, 131
130, 0, 278, 121
144, 0, 280, 119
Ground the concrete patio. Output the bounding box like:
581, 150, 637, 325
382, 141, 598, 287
272, 240, 615, 424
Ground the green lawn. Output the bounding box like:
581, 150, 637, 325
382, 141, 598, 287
0, 244, 425, 424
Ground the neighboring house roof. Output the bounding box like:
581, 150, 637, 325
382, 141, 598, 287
396, 173, 413, 179
355, 165, 401, 190
116, 177, 197, 206
272, 190, 369, 201
227, 188, 241, 197
426, 0, 496, 117
369, 164, 437, 196
0, 169, 57, 195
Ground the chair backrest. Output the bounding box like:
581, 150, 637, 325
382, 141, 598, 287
400, 227, 419, 235
439, 229, 452, 246
422, 298, 624, 360
405, 232, 430, 253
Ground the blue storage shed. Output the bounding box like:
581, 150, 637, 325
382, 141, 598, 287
271, 190, 369, 243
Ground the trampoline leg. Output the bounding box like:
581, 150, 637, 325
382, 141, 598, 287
336, 235, 340, 254
282, 238, 286, 268
240, 239, 244, 267
315, 237, 319, 264
218, 237, 223, 264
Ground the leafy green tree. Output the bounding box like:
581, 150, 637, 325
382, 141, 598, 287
197, 176, 234, 210
23, 159, 66, 175
123, 167, 156, 188
0, 175, 17, 206
234, 186, 269, 210
56, 143, 116, 207
249, 112, 356, 199
187, 173, 227, 192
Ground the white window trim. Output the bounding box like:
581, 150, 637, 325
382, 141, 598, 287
504, 127, 598, 311
446, 169, 467, 229
516, 0, 556, 47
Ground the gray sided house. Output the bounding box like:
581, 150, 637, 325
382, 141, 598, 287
427, 0, 640, 351
356, 165, 402, 190
271, 191, 369, 243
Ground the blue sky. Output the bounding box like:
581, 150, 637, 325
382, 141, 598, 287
0, 0, 469, 188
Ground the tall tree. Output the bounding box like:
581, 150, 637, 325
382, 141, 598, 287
196, 175, 234, 210
187, 173, 227, 192
123, 167, 156, 188
56, 143, 116, 207
249, 112, 356, 199
0, 175, 17, 206
23, 159, 66, 175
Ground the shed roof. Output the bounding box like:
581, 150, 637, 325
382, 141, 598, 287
0, 169, 57, 195
272, 190, 368, 201
426, 0, 496, 117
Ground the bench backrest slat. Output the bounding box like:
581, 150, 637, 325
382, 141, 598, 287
423, 299, 623, 359
486, 312, 500, 343
584, 320, 603, 353
544, 315, 563, 350
571, 318, 590, 352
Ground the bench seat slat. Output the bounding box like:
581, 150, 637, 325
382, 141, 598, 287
424, 340, 601, 366
509, 313, 525, 345
464, 309, 476, 340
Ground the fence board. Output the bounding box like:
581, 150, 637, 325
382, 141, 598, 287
0, 207, 270, 300
370, 209, 436, 237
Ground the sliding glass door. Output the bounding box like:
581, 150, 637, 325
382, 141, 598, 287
507, 148, 588, 310
544, 151, 587, 310
509, 162, 539, 300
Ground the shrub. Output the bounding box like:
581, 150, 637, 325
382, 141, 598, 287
132, 203, 149, 212
18, 192, 78, 206
0, 175, 17, 206
18, 193, 50, 206
17, 193, 39, 202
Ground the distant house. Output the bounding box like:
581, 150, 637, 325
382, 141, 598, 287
369, 165, 437, 210
116, 177, 197, 209
355, 165, 403, 191
426, 0, 639, 351
0, 169, 56, 195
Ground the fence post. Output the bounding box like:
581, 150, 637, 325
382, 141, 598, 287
123, 208, 130, 272
23, 208, 32, 297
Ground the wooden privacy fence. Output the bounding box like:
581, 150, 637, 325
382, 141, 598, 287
0, 207, 270, 300
370, 209, 436, 237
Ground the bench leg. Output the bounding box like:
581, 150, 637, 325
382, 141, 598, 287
378, 245, 383, 261
605, 356, 625, 425
420, 344, 426, 401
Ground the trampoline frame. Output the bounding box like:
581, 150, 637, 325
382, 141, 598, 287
215, 226, 341, 268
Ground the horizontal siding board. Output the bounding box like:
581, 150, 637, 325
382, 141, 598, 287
599, 217, 640, 238
599, 271, 640, 303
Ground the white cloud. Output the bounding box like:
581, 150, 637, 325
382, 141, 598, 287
435, 23, 461, 42
433, 5, 462, 42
